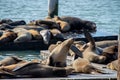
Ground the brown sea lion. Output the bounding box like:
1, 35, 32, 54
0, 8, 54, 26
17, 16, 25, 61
12, 62, 73, 78
61, 16, 96, 32
107, 59, 118, 71
28, 29, 42, 40
0, 56, 26, 66
53, 16, 70, 32
47, 38, 74, 67
50, 29, 64, 39
0, 30, 17, 44
87, 40, 118, 48
48, 41, 62, 52
72, 57, 103, 74
82, 29, 106, 63
102, 45, 118, 64
13, 28, 32, 42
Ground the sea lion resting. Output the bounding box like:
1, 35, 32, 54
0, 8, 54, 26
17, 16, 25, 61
102, 45, 118, 64
0, 30, 17, 44
72, 57, 104, 74
0, 56, 26, 66
0, 62, 73, 78
82, 29, 106, 63
28, 29, 42, 40
107, 59, 118, 71
60, 16, 97, 32
47, 38, 74, 67
13, 28, 32, 42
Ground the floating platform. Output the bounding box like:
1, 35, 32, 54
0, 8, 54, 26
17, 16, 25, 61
0, 34, 118, 51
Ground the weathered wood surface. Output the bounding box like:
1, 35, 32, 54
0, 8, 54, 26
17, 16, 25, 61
0, 35, 118, 51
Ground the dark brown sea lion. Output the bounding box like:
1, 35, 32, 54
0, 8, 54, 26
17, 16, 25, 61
12, 62, 73, 78
61, 16, 96, 32
8, 20, 26, 26
0, 30, 17, 44
47, 38, 74, 67
72, 57, 104, 74
0, 19, 13, 24
82, 29, 106, 63
107, 59, 118, 71
0, 56, 25, 66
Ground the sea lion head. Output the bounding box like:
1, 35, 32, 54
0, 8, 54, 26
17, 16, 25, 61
84, 20, 96, 32
40, 30, 51, 44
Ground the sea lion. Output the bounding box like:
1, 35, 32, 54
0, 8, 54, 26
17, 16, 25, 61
0, 30, 17, 44
40, 29, 52, 44
82, 29, 106, 63
48, 41, 62, 52
0, 56, 25, 66
0, 19, 13, 24
102, 45, 118, 64
8, 20, 26, 26
47, 38, 74, 67
13, 28, 32, 42
50, 29, 64, 39
107, 59, 118, 71
0, 24, 13, 30
72, 57, 103, 74
53, 16, 70, 32
28, 29, 42, 40
61, 16, 96, 32
12, 62, 73, 78
87, 40, 118, 48
34, 19, 60, 29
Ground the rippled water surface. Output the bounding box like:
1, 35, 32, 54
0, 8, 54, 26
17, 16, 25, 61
0, 0, 120, 60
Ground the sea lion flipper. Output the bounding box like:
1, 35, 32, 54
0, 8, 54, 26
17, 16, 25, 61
12, 62, 39, 72
83, 29, 95, 49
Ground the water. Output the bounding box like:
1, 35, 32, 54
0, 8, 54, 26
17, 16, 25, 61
0, 0, 120, 60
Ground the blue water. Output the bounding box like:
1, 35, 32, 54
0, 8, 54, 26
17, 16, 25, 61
0, 0, 119, 60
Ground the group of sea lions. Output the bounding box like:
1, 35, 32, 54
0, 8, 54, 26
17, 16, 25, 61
0, 16, 96, 45
0, 16, 118, 78
0, 30, 118, 78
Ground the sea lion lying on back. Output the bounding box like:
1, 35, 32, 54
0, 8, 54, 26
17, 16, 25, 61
72, 57, 104, 74
82, 29, 106, 63
47, 38, 74, 67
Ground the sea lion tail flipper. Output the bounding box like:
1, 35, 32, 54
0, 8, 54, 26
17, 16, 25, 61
83, 29, 95, 49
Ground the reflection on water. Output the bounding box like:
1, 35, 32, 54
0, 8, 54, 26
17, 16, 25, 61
0, 50, 41, 61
